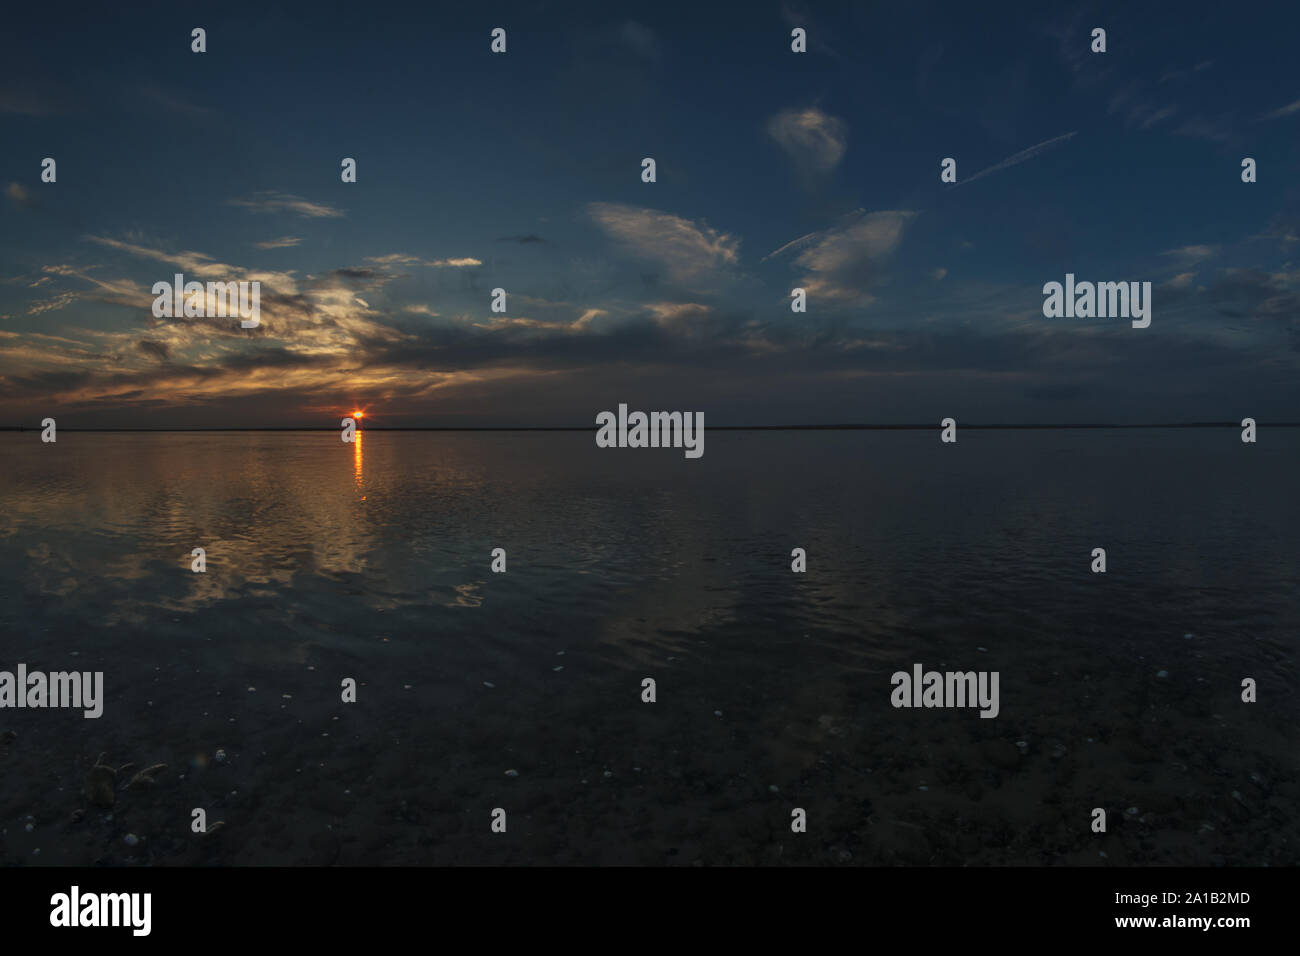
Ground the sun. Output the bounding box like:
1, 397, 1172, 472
351, 410, 365, 419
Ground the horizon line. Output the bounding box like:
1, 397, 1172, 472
2, 422, 1295, 432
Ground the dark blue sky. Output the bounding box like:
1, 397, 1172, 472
2, 0, 1298, 425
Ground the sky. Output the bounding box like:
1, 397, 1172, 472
2, 0, 1298, 426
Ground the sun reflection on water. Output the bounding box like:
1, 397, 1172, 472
353, 427, 363, 487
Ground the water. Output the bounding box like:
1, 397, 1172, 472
1, 429, 1296, 864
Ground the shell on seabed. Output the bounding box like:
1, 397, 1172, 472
128, 764, 168, 790
85, 755, 116, 808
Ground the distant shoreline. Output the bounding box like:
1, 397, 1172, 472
3, 423, 1297, 432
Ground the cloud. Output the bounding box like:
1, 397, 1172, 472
954, 132, 1077, 188
254, 236, 303, 249
26, 291, 84, 316
1205, 268, 1300, 321
1107, 87, 1178, 131
1139, 106, 1178, 129
4, 257, 1296, 426
1173, 117, 1234, 145
761, 231, 820, 263
1258, 97, 1300, 122
22, 263, 155, 317
331, 268, 379, 282
74, 237, 361, 341
86, 235, 298, 290
493, 234, 546, 244
365, 253, 481, 268
229, 192, 345, 219
427, 258, 482, 268
1161, 244, 1219, 263
932, 267, 948, 281
646, 302, 712, 332
766, 107, 847, 174
574, 308, 607, 330
5, 182, 31, 207
771, 209, 917, 304
587, 202, 740, 284
620, 21, 659, 59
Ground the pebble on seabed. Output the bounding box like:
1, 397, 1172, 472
483, 682, 495, 688
714, 710, 723, 717
1156, 670, 1169, 679
505, 769, 519, 777
215, 749, 227, 763
124, 834, 140, 847
552, 666, 564, 672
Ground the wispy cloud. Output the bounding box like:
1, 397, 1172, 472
23, 263, 153, 316
1161, 244, 1220, 263
766, 107, 848, 175
954, 132, 1077, 188
762, 231, 820, 263
254, 236, 303, 249
365, 253, 481, 268
1172, 115, 1235, 145
5, 183, 32, 207
770, 209, 917, 304
229, 192, 345, 219
587, 202, 740, 284
1258, 97, 1300, 122
428, 257, 481, 268
619, 21, 660, 60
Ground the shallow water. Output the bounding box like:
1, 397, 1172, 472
1, 429, 1296, 865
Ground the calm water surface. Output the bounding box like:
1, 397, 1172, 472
0, 430, 1296, 865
